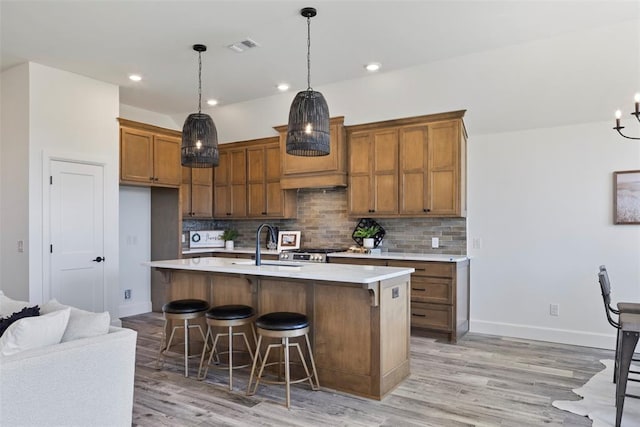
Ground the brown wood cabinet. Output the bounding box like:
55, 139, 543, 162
329, 256, 469, 343
346, 111, 467, 218
119, 118, 181, 187
274, 117, 347, 189
215, 137, 296, 219
214, 146, 247, 218
181, 167, 213, 218
247, 138, 296, 218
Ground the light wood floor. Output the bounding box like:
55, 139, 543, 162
123, 313, 611, 426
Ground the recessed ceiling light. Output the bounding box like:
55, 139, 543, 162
129, 74, 142, 82
207, 99, 218, 106
277, 83, 290, 92
364, 62, 381, 72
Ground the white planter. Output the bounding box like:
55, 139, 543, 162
363, 238, 375, 249
225, 240, 234, 250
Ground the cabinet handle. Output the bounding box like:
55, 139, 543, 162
411, 288, 426, 292
412, 313, 427, 318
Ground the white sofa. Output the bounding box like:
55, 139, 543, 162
0, 326, 137, 427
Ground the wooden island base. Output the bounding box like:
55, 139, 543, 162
154, 268, 411, 400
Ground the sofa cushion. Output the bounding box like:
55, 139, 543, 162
40, 299, 110, 342
0, 305, 40, 337
0, 308, 70, 356
0, 291, 29, 317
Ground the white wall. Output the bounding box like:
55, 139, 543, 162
168, 19, 640, 348
118, 186, 151, 317
0, 63, 121, 320
119, 103, 179, 130
0, 64, 30, 299
117, 105, 179, 317
468, 121, 640, 348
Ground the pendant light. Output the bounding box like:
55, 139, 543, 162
286, 7, 330, 157
181, 44, 219, 168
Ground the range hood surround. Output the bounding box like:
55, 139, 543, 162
274, 116, 347, 189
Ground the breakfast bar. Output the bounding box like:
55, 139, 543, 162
147, 257, 414, 399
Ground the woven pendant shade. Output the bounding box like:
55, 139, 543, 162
285, 6, 330, 157
181, 113, 219, 167
181, 44, 219, 168
286, 89, 330, 156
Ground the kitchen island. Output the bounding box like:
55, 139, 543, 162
147, 257, 414, 399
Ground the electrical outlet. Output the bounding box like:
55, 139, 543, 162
124, 289, 132, 300
550, 303, 559, 316
17, 240, 24, 253
431, 237, 439, 248
472, 237, 483, 249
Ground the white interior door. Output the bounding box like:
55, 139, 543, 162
50, 160, 105, 312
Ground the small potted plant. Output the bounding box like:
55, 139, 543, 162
222, 228, 239, 250
353, 225, 380, 249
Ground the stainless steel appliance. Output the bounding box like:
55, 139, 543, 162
279, 248, 345, 263
189, 230, 225, 248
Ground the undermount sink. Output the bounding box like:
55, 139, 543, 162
231, 260, 304, 268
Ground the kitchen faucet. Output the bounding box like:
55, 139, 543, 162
255, 223, 277, 266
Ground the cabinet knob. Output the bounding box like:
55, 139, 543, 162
226, 213, 231, 216
423, 208, 431, 213
368, 209, 375, 213
149, 177, 154, 181
262, 212, 267, 215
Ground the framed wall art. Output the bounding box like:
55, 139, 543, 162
614, 170, 640, 224
277, 231, 301, 252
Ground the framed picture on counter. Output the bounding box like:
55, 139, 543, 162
277, 231, 300, 252
614, 170, 640, 224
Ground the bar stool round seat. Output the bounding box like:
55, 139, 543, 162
247, 311, 319, 409
198, 305, 259, 390
156, 299, 209, 377
255, 312, 309, 331
163, 299, 209, 315
207, 304, 255, 321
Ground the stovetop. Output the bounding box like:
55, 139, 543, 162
279, 248, 347, 263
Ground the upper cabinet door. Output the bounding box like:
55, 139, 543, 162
153, 134, 181, 186
427, 121, 460, 216
120, 127, 154, 184
399, 125, 429, 215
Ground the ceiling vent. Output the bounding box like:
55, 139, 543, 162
227, 38, 260, 53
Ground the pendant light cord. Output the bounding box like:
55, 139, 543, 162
198, 50, 203, 114
307, 15, 312, 91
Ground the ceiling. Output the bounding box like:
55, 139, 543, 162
1, 0, 638, 116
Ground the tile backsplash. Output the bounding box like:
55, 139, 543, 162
183, 187, 466, 255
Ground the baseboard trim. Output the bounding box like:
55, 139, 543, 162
470, 319, 616, 350
119, 301, 152, 319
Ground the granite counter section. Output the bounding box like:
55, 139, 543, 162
147, 257, 414, 284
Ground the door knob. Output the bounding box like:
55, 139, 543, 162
92, 256, 105, 263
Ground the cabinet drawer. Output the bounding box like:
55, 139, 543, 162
410, 276, 452, 304
410, 302, 452, 331
388, 260, 454, 278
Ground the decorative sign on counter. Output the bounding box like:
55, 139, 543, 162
277, 230, 301, 252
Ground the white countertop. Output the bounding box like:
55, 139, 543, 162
328, 252, 468, 263
146, 257, 414, 284
182, 247, 467, 263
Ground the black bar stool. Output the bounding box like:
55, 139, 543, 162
156, 299, 209, 377
197, 304, 258, 390
247, 312, 319, 409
